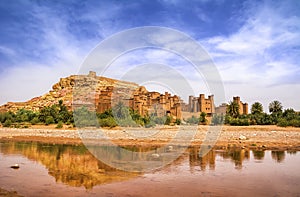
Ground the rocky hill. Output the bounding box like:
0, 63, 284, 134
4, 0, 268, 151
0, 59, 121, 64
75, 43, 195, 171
0, 71, 182, 119
0, 71, 139, 112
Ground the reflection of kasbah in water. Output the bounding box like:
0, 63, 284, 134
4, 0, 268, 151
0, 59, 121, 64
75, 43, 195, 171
0, 142, 139, 189
187, 147, 289, 170
188, 147, 251, 170
0, 142, 293, 188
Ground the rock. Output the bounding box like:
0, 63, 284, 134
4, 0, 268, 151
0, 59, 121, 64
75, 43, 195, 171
167, 146, 173, 152
10, 164, 20, 169
239, 135, 247, 140
151, 153, 160, 158
262, 145, 267, 148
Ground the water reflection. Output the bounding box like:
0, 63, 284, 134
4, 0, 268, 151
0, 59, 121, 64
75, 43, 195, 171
271, 151, 285, 163
0, 141, 297, 189
0, 141, 139, 189
252, 150, 265, 160
188, 147, 251, 170
189, 147, 216, 171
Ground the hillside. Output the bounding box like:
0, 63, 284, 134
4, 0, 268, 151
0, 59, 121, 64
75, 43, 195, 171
0, 71, 182, 120
0, 71, 139, 112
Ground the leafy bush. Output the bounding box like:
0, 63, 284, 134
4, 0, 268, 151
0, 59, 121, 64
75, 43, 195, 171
31, 117, 40, 125
45, 116, 55, 125
3, 119, 12, 127
277, 118, 288, 127
289, 119, 300, 127
228, 117, 250, 126
199, 112, 207, 125
145, 121, 156, 128
56, 121, 63, 129
186, 115, 199, 124
151, 116, 166, 125
98, 117, 117, 128
175, 119, 181, 125
211, 114, 224, 125
164, 116, 171, 125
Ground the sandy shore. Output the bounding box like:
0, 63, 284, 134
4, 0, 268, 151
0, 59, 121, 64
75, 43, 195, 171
0, 125, 300, 150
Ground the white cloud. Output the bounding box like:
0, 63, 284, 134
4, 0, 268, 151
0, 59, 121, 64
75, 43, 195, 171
0, 4, 91, 104
0, 45, 16, 57
200, 1, 300, 110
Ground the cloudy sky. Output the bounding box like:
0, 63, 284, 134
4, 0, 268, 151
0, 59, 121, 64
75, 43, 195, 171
0, 0, 299, 111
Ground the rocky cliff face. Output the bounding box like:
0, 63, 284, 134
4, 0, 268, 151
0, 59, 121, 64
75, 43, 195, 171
0, 71, 139, 112
0, 71, 182, 119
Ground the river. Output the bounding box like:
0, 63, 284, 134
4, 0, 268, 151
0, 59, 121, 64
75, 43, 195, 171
0, 141, 299, 196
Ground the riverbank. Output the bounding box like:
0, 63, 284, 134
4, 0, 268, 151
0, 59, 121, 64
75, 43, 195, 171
0, 125, 300, 150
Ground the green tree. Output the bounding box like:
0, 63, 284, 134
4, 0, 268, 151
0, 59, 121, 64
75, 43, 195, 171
269, 100, 283, 114
112, 102, 131, 120
211, 114, 224, 125
0, 111, 15, 124
73, 106, 98, 127
269, 100, 283, 124
45, 116, 55, 125
175, 119, 181, 125
186, 115, 199, 124
165, 116, 171, 125
227, 101, 240, 118
199, 112, 207, 125
56, 121, 63, 129
282, 108, 296, 121
31, 117, 40, 125
251, 102, 263, 114
3, 119, 12, 127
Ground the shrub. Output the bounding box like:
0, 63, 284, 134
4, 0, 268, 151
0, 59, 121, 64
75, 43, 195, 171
31, 117, 40, 125
3, 119, 12, 127
288, 119, 300, 127
175, 119, 181, 125
228, 117, 250, 126
186, 115, 199, 124
98, 117, 117, 128
56, 121, 63, 129
277, 118, 288, 127
145, 121, 156, 128
165, 116, 171, 125
45, 116, 55, 125
199, 112, 207, 125
152, 116, 166, 125
211, 114, 224, 125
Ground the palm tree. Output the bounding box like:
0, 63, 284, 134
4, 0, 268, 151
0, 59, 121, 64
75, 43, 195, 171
113, 101, 130, 119
227, 101, 240, 118
251, 102, 263, 114
269, 100, 283, 114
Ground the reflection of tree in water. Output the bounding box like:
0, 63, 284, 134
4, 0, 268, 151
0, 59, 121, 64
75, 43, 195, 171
252, 150, 265, 160
188, 147, 250, 171
188, 147, 215, 171
271, 151, 285, 163
0, 142, 139, 189
218, 149, 250, 169
287, 150, 297, 155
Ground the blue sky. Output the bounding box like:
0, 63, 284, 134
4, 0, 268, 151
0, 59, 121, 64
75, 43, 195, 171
0, 0, 299, 111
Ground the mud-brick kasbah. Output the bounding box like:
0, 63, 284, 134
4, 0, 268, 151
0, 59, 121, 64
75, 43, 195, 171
0, 71, 248, 123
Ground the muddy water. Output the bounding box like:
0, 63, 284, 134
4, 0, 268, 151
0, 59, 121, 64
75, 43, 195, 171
0, 141, 299, 197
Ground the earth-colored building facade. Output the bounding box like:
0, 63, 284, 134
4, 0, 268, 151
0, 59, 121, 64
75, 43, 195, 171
233, 96, 248, 115
0, 71, 248, 121
96, 85, 182, 119
186, 94, 215, 116
181, 94, 248, 122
